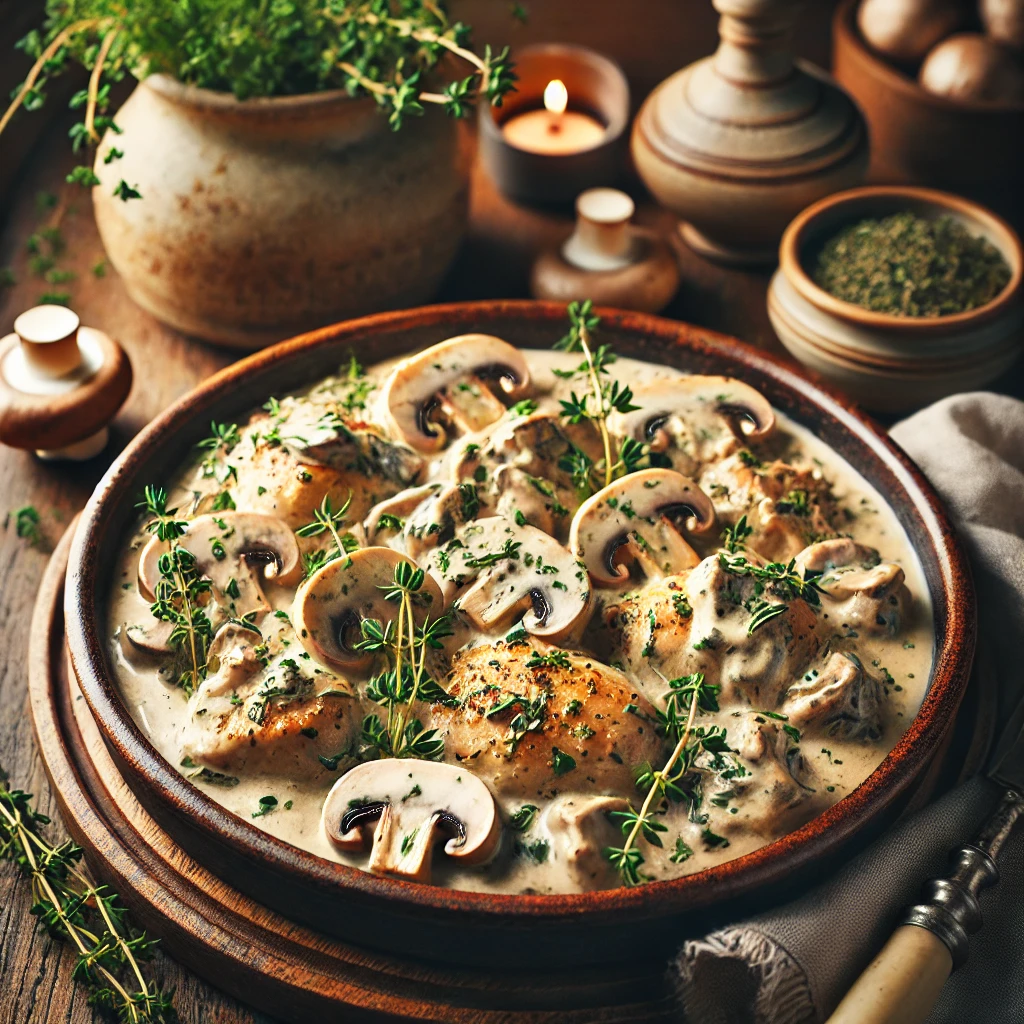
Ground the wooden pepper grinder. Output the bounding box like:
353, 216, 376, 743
530, 188, 681, 313
0, 305, 132, 460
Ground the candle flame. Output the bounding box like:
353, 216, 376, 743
543, 79, 568, 117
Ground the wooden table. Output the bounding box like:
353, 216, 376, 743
0, 125, 1019, 1024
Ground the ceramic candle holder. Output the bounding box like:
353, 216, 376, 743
478, 44, 629, 206
0, 305, 132, 460
530, 188, 680, 313
632, 0, 868, 266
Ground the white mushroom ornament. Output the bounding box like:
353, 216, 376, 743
431, 516, 592, 643
569, 469, 716, 586
322, 759, 501, 883
130, 512, 301, 653
292, 547, 444, 673
378, 334, 531, 452
607, 375, 775, 470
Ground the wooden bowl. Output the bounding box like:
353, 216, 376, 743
768, 185, 1024, 413
833, 0, 1024, 230
64, 301, 975, 970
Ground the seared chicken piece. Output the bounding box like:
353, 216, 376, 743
700, 453, 839, 562
606, 555, 823, 708
432, 641, 665, 801
782, 651, 884, 741
181, 620, 361, 777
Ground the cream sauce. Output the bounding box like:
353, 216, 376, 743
106, 350, 933, 894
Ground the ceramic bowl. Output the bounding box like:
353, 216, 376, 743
769, 186, 1024, 413
64, 301, 974, 970
832, 0, 1024, 230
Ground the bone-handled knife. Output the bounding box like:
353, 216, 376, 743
826, 693, 1024, 1024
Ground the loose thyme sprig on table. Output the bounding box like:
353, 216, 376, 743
0, 767, 176, 1022
354, 560, 454, 760
1, 1, 517, 198
554, 300, 647, 496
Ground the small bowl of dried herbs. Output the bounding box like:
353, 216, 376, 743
769, 185, 1023, 413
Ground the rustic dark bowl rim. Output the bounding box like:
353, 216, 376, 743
780, 185, 1024, 333
65, 300, 974, 923
834, 0, 1024, 116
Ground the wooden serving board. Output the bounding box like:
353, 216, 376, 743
28, 522, 677, 1024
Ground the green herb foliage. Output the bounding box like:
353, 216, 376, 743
814, 212, 1011, 317
0, 767, 176, 1022
3, 1, 517, 196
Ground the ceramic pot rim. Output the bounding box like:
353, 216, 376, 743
834, 0, 1024, 116
64, 300, 975, 924
779, 185, 1024, 333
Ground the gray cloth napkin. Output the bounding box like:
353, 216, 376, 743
672, 392, 1024, 1024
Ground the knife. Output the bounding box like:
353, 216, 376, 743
826, 694, 1024, 1024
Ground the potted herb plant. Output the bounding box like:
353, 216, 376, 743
2, 2, 516, 348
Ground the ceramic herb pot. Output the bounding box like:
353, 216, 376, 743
91, 74, 470, 349
768, 186, 1024, 414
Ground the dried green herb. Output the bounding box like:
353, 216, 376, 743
813, 212, 1011, 317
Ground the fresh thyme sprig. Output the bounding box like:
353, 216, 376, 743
295, 493, 355, 559
355, 561, 453, 759
554, 301, 645, 495
2, 2, 517, 192
0, 768, 176, 1022
138, 486, 212, 695
605, 673, 730, 886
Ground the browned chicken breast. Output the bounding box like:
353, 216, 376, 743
432, 640, 666, 801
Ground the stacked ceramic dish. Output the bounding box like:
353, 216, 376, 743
768, 186, 1023, 414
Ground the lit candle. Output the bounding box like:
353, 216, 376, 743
501, 78, 607, 156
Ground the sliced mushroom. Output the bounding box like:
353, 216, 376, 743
363, 483, 441, 543
433, 516, 592, 643
201, 621, 263, 697
292, 547, 444, 672
125, 618, 176, 655
796, 538, 908, 636
322, 758, 501, 883
379, 334, 531, 452
783, 651, 883, 741
607, 376, 775, 455
569, 469, 716, 586
138, 512, 301, 618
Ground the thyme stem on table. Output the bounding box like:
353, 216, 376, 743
0, 768, 176, 1022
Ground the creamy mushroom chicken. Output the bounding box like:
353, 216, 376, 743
108, 333, 932, 894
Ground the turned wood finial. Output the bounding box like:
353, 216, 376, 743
530, 188, 680, 313
0, 305, 132, 461
632, 0, 868, 266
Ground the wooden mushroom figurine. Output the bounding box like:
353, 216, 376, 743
430, 516, 592, 642
569, 469, 716, 586
379, 334, 530, 452
322, 758, 501, 883
530, 188, 680, 314
292, 547, 444, 672
0, 304, 132, 460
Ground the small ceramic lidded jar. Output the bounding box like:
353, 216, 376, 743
0, 305, 132, 460
531, 188, 680, 313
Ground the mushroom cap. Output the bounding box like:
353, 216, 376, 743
321, 758, 501, 881
138, 512, 301, 600
379, 334, 531, 453
363, 483, 441, 542
292, 547, 444, 672
435, 516, 592, 643
607, 375, 775, 452
569, 469, 716, 586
